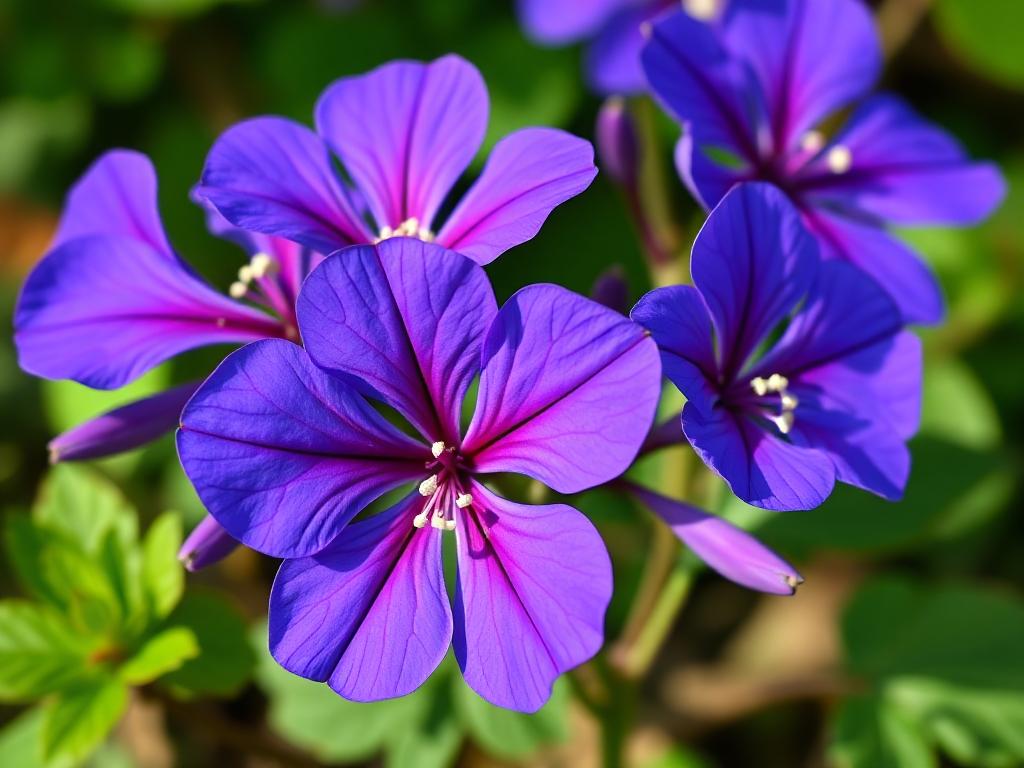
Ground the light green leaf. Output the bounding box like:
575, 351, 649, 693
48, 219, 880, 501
0, 709, 73, 768
159, 592, 254, 697
119, 627, 199, 685
141, 512, 184, 620
935, 0, 1024, 90
455, 674, 570, 759
830, 695, 935, 768
0, 601, 91, 701
98, 0, 256, 19
921, 358, 1001, 450
32, 465, 137, 554
385, 678, 462, 768
42, 680, 128, 764
642, 747, 713, 768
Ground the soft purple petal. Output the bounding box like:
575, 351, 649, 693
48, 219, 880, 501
464, 284, 661, 493
630, 284, 718, 417
586, 4, 657, 95
197, 117, 371, 254
627, 483, 801, 594
49, 381, 200, 462
683, 404, 835, 511
518, 0, 625, 43
437, 128, 597, 265
721, 0, 880, 152
453, 483, 611, 712
53, 150, 174, 259
178, 515, 240, 572
690, 183, 818, 379
316, 55, 487, 232
798, 95, 1006, 226
177, 339, 425, 559
807, 209, 944, 325
14, 236, 282, 390
297, 239, 497, 444
269, 493, 450, 701
675, 133, 750, 211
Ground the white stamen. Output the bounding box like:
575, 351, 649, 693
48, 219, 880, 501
249, 252, 274, 278
826, 145, 852, 174
684, 0, 719, 21
228, 281, 248, 299
751, 377, 769, 397
237, 265, 255, 283
444, 519, 457, 531
375, 217, 435, 244
800, 130, 825, 154
431, 441, 446, 458
767, 373, 789, 391
430, 511, 448, 530
770, 412, 795, 435
781, 393, 799, 411
418, 475, 438, 496
752, 373, 798, 435
413, 510, 430, 528
785, 574, 804, 589
455, 493, 473, 509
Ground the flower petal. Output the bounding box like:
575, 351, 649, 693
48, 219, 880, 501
630, 284, 718, 417
586, 4, 656, 95
720, 0, 881, 152
269, 492, 451, 701
454, 483, 611, 712
53, 150, 174, 259
14, 236, 281, 390
463, 284, 660, 493
627, 484, 801, 594
518, 0, 625, 44
675, 133, 751, 211
197, 117, 371, 254
799, 95, 1007, 226
807, 209, 944, 325
437, 128, 597, 265
49, 381, 201, 462
297, 239, 497, 443
316, 55, 487, 232
178, 515, 240, 572
683, 404, 835, 511
177, 339, 425, 559
691, 183, 818, 379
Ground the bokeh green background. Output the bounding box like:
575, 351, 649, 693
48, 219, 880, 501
1, 1, 1022, 767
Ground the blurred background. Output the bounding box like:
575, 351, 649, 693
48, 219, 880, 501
1, 1, 1022, 766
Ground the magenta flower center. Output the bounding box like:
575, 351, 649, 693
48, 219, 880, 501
414, 441, 473, 531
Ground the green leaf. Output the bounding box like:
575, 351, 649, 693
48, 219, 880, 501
32, 465, 137, 554
119, 627, 199, 685
935, 0, 1024, 90
455, 674, 570, 759
141, 512, 184, 620
0, 709, 73, 768
921, 359, 1001, 451
159, 592, 254, 697
385, 678, 463, 768
0, 601, 91, 701
42, 680, 128, 764
831, 578, 1024, 767
642, 747, 713, 768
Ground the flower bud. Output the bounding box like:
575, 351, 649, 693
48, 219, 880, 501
178, 515, 240, 572
596, 97, 639, 188
590, 266, 630, 315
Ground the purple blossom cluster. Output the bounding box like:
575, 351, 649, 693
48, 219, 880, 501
12, 0, 1004, 713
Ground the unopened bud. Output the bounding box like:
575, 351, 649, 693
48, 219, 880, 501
596, 97, 639, 188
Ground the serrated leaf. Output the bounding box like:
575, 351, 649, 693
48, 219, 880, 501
0, 601, 92, 701
159, 592, 254, 697
141, 512, 184, 620
42, 680, 128, 764
119, 627, 199, 685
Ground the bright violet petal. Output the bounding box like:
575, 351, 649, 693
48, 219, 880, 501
691, 183, 818, 379
627, 483, 802, 594
683, 404, 835, 511
799, 94, 1006, 226
177, 339, 425, 559
808, 209, 945, 325
437, 127, 597, 265
297, 239, 497, 443
14, 236, 281, 390
586, 4, 658, 95
464, 284, 660, 493
197, 116, 371, 254
49, 381, 200, 462
518, 0, 625, 43
675, 133, 751, 211
53, 150, 175, 259
454, 482, 611, 713
178, 515, 240, 572
630, 284, 718, 417
316, 55, 487, 232
269, 493, 450, 701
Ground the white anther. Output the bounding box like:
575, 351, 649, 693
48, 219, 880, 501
684, 0, 719, 20
237, 264, 255, 283
770, 412, 795, 435
800, 130, 825, 154
455, 493, 473, 509
413, 510, 430, 528
228, 281, 248, 299
418, 475, 438, 496
430, 513, 447, 530
250, 252, 275, 278
444, 519, 457, 531
781, 393, 799, 411
826, 145, 852, 174
751, 377, 769, 397
431, 441, 446, 458
767, 373, 789, 391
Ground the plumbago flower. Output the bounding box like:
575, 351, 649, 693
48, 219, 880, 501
195, 54, 596, 266
632, 183, 922, 511
176, 238, 662, 711
642, 0, 1005, 324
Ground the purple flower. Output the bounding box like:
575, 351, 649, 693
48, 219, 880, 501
195, 55, 597, 267
14, 150, 319, 462
518, 0, 681, 94
642, 0, 1006, 324
631, 183, 922, 511
177, 238, 662, 711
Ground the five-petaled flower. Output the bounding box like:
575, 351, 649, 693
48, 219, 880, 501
176, 237, 662, 711
632, 183, 922, 511
642, 0, 1005, 325
195, 54, 597, 267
